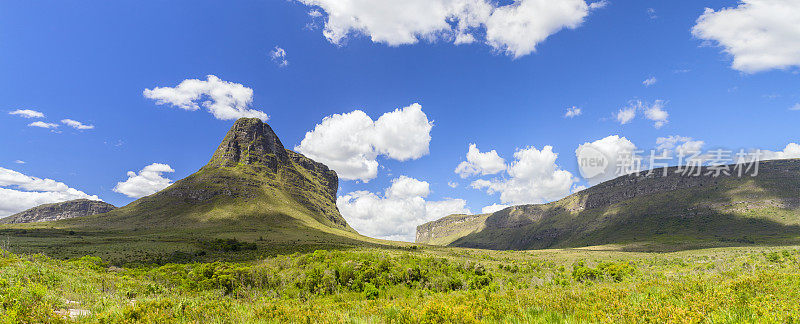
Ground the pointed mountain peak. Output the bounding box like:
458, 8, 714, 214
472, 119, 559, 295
206, 118, 289, 168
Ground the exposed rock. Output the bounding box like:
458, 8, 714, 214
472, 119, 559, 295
204, 118, 289, 171
0, 199, 116, 224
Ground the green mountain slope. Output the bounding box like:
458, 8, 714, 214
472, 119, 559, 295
1, 118, 396, 262
417, 159, 800, 251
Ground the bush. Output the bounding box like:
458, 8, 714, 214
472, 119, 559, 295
572, 261, 602, 282
572, 261, 636, 283
363, 282, 379, 300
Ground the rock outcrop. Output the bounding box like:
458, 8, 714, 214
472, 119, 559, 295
0, 199, 116, 224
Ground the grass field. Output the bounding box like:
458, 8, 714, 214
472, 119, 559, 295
2, 243, 800, 323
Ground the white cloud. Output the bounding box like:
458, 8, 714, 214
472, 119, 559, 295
454, 143, 507, 178
270, 46, 288, 67
61, 119, 94, 130
643, 76, 657, 87
298, 0, 596, 58
143, 75, 269, 121
647, 8, 657, 19
9, 109, 44, 118
113, 163, 174, 198
337, 176, 470, 241
28, 121, 59, 129
692, 0, 800, 73
565, 106, 582, 118
308, 9, 323, 18
644, 100, 669, 128
14, 160, 25, 164
575, 135, 638, 185
471, 145, 577, 205
761, 143, 800, 160
656, 135, 705, 156
481, 203, 509, 214
295, 103, 433, 182
589, 1, 609, 10
447, 181, 459, 188
615, 100, 669, 128
485, 0, 590, 58
615, 107, 636, 125
0, 167, 101, 217
790, 103, 800, 111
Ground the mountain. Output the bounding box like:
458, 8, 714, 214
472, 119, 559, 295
417, 159, 800, 251
0, 199, 116, 224
67, 117, 355, 233
0, 118, 391, 262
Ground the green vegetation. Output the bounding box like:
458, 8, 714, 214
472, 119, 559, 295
3, 246, 800, 323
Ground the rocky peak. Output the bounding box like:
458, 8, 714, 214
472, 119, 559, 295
205, 118, 289, 169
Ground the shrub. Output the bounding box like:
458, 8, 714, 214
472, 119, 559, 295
363, 282, 379, 300
571, 261, 602, 282
598, 262, 635, 282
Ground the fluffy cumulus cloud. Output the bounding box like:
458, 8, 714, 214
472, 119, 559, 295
761, 143, 800, 160
643, 76, 657, 87
0, 167, 101, 217
270, 46, 288, 67
454, 144, 506, 178
295, 103, 433, 182
564, 106, 582, 118
9, 109, 44, 118
692, 0, 800, 73
113, 163, 175, 198
61, 119, 94, 130
337, 176, 470, 241
471, 146, 578, 205
575, 135, 637, 185
615, 100, 668, 128
298, 0, 601, 58
143, 75, 269, 121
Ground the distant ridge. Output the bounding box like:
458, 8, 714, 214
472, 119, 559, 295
417, 159, 800, 251
0, 199, 116, 224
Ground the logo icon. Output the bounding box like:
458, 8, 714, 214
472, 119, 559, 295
577, 146, 609, 180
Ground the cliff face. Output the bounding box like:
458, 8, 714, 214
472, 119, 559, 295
417, 159, 800, 250
0, 199, 116, 224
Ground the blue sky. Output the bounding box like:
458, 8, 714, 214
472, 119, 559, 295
1, 0, 798, 240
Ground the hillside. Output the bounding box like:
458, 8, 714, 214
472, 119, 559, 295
417, 159, 800, 251
0, 199, 116, 224
0, 118, 395, 262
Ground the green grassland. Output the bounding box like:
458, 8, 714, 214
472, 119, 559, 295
3, 245, 800, 323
